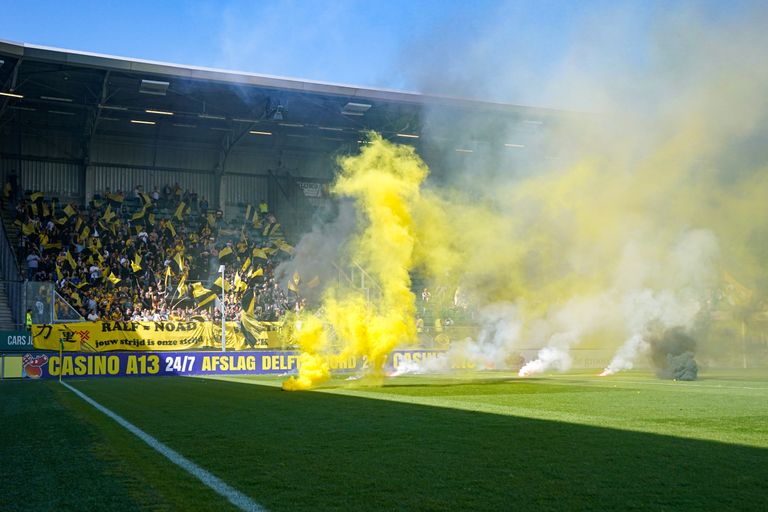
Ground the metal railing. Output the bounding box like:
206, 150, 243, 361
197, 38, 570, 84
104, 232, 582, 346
0, 211, 24, 324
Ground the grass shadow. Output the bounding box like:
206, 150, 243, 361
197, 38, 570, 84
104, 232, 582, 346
70, 377, 768, 511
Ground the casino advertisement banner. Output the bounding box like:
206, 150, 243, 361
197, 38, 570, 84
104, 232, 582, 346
20, 350, 476, 379
31, 320, 280, 352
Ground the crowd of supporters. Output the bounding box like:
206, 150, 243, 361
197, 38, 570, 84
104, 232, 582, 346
3, 174, 300, 324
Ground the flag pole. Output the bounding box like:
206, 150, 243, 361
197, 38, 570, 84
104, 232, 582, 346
58, 336, 63, 383
219, 264, 226, 353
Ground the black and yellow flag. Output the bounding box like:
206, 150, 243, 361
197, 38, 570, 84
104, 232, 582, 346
174, 201, 186, 221
131, 253, 142, 273
65, 251, 77, 270
242, 288, 257, 314
176, 274, 187, 299
262, 222, 282, 237
240, 257, 252, 274
252, 247, 268, 260
213, 276, 232, 294
170, 252, 184, 275
218, 245, 235, 264
102, 204, 116, 222
131, 206, 146, 221
277, 240, 294, 255
42, 240, 62, 252
77, 226, 91, 243
165, 220, 176, 238
234, 272, 247, 293
247, 267, 264, 284
21, 222, 36, 236
191, 282, 217, 308
106, 192, 124, 205
108, 272, 121, 285
139, 192, 153, 206
63, 204, 76, 218
30, 191, 43, 202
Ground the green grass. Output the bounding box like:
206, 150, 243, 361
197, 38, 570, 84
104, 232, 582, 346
2, 370, 768, 511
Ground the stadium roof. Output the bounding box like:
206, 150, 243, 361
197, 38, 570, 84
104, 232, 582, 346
0, 39, 564, 157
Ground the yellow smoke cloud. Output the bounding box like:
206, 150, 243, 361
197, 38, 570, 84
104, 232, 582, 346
284, 9, 768, 382
282, 134, 427, 390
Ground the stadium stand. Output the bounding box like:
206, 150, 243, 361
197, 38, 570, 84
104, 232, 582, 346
2, 178, 298, 323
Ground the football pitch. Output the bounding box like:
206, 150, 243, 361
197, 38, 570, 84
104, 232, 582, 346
2, 370, 767, 511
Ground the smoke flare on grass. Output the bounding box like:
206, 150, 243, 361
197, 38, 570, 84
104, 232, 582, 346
650, 328, 699, 381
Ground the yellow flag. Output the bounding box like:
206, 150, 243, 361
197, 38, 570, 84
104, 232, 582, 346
214, 276, 232, 293
176, 274, 187, 298
234, 272, 247, 293
170, 252, 184, 275
108, 273, 121, 285
63, 204, 76, 217
65, 251, 77, 269
174, 202, 186, 221
102, 204, 115, 222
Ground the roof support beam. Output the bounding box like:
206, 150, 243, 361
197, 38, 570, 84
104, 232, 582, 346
0, 57, 23, 120
82, 70, 110, 166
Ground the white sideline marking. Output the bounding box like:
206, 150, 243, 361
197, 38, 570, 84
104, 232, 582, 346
60, 381, 266, 512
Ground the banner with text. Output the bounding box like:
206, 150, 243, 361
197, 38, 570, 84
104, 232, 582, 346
0, 331, 34, 351
19, 349, 476, 379
31, 320, 281, 352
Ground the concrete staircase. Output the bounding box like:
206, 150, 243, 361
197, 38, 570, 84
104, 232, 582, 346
0, 282, 18, 330
0, 204, 24, 329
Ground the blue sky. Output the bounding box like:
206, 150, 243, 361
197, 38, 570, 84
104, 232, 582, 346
1, 0, 758, 106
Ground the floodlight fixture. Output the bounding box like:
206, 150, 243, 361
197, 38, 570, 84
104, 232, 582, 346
41, 96, 73, 103
342, 102, 371, 116
139, 79, 169, 96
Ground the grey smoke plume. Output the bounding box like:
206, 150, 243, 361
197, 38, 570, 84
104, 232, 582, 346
275, 200, 357, 302
649, 328, 698, 381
